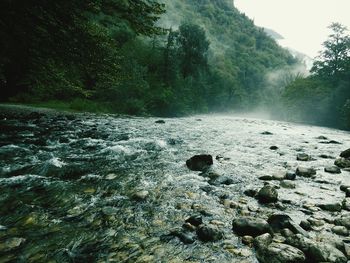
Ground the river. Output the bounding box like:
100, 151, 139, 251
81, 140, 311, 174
1, 105, 350, 262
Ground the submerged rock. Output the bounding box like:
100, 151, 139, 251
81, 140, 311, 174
270, 146, 278, 150
317, 202, 342, 212
331, 226, 349, 236
325, 166, 341, 174
261, 131, 273, 135
186, 154, 213, 171
0, 237, 26, 252
132, 190, 149, 201
296, 167, 316, 178
155, 120, 165, 124
297, 153, 312, 161
232, 217, 270, 237
185, 215, 203, 227
256, 185, 278, 203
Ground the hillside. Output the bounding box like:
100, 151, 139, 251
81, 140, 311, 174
0, 0, 297, 115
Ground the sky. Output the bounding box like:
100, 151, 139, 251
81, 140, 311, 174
234, 0, 350, 58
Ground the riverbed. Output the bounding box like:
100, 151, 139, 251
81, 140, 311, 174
1, 105, 350, 262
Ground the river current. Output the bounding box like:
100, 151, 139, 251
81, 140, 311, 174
1, 106, 350, 262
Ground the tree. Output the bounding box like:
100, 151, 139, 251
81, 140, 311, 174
177, 23, 210, 78
311, 23, 350, 78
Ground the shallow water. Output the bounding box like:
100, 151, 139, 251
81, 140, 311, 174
1, 107, 350, 262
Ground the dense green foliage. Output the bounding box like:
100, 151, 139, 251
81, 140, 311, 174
0, 0, 296, 115
282, 23, 350, 129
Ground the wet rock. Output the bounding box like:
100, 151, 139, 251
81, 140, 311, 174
285, 172, 296, 180
267, 214, 309, 236
280, 180, 296, 189
256, 185, 278, 203
316, 135, 328, 140
186, 155, 213, 171
208, 175, 235, 186
155, 120, 165, 124
173, 231, 195, 244
0, 237, 26, 252
307, 217, 325, 227
132, 190, 149, 201
259, 175, 273, 181
261, 131, 273, 135
319, 154, 335, 159
335, 158, 350, 168
242, 235, 254, 246
325, 166, 342, 174
340, 148, 350, 158
308, 243, 347, 263
318, 202, 342, 212
244, 189, 257, 197
335, 215, 350, 228
332, 226, 349, 236
196, 224, 223, 242
342, 198, 350, 211
254, 233, 273, 249
232, 217, 270, 237
297, 153, 312, 161
296, 167, 316, 178
256, 242, 306, 263
185, 215, 203, 227
270, 146, 278, 150
300, 220, 312, 231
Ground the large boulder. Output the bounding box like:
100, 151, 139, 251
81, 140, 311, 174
186, 155, 213, 171
232, 217, 270, 237
335, 158, 350, 168
196, 224, 223, 242
256, 185, 278, 203
256, 242, 305, 263
340, 148, 350, 158
267, 214, 308, 236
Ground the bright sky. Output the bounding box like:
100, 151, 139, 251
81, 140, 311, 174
234, 0, 350, 58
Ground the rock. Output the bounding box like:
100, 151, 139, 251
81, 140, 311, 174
270, 146, 278, 150
256, 242, 306, 263
297, 153, 311, 161
318, 202, 342, 212
232, 217, 270, 237
325, 166, 342, 174
267, 214, 308, 236
308, 243, 347, 263
316, 135, 328, 140
185, 215, 203, 227
296, 167, 316, 178
0, 237, 26, 252
307, 217, 325, 227
285, 172, 296, 180
196, 224, 223, 242
186, 155, 213, 171
261, 131, 273, 135
175, 232, 195, 244
335, 215, 350, 228
332, 226, 349, 236
242, 235, 254, 246
299, 220, 312, 231
342, 198, 350, 211
254, 233, 273, 249
272, 171, 287, 180
340, 148, 350, 158
256, 185, 278, 203
208, 175, 235, 186
244, 189, 257, 197
280, 180, 296, 189
155, 120, 165, 124
335, 158, 350, 168
132, 190, 149, 201
319, 154, 335, 159
259, 175, 273, 181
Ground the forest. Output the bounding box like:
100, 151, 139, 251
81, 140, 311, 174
0, 0, 349, 129
0, 0, 296, 115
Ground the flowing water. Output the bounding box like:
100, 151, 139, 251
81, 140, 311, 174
1, 105, 350, 262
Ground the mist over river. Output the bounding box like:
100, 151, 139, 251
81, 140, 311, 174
1, 105, 350, 262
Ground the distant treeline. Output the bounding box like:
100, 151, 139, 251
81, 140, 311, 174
281, 23, 350, 130
0, 0, 296, 116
